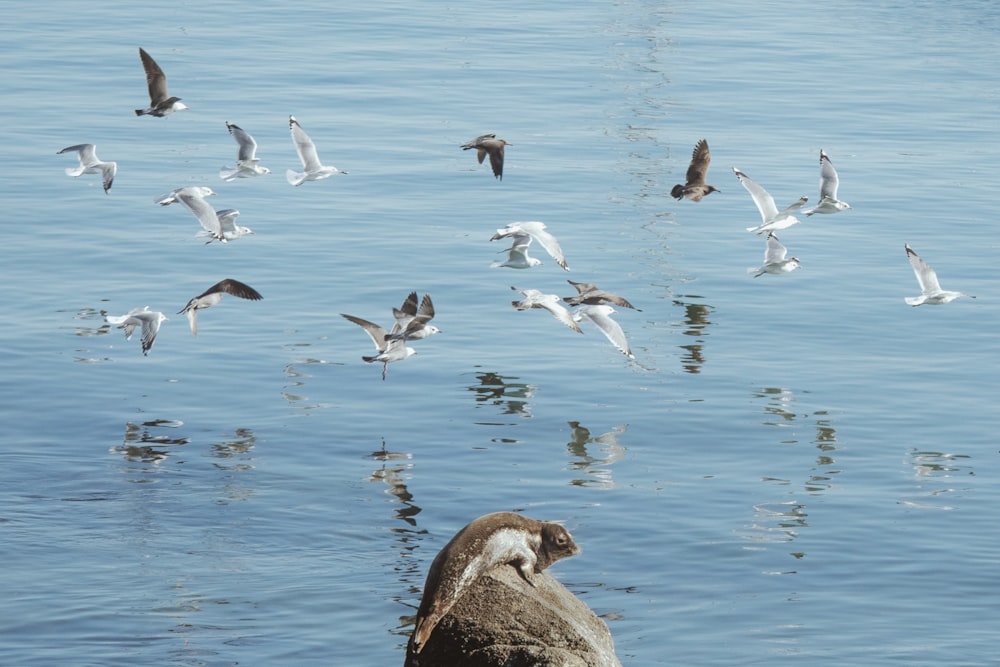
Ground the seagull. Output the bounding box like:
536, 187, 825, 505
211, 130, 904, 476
105, 306, 167, 356
56, 144, 117, 194
461, 133, 511, 180
491, 233, 542, 269
671, 139, 719, 201
158, 186, 253, 243
904, 244, 973, 306
134, 47, 188, 117
491, 221, 569, 270
733, 168, 809, 235
386, 292, 439, 341
803, 149, 851, 216
573, 304, 634, 359
510, 286, 582, 333
563, 280, 639, 310
287, 115, 346, 186
752, 232, 800, 277
341, 313, 416, 380
219, 122, 270, 180
177, 279, 263, 335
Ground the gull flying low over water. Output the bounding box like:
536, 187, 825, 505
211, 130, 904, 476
573, 304, 634, 359
491, 221, 569, 271
106, 306, 167, 356
491, 233, 541, 269
386, 292, 439, 341
510, 286, 582, 333
341, 312, 416, 380
563, 280, 639, 310
461, 133, 510, 180
671, 138, 719, 202
803, 149, 851, 216
134, 47, 188, 117
178, 279, 263, 335
733, 167, 809, 235
158, 186, 253, 243
752, 232, 800, 277
220, 122, 270, 181
904, 244, 973, 306
287, 115, 346, 186
57, 144, 116, 194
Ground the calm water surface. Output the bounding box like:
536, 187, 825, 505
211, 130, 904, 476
2, 1, 999, 665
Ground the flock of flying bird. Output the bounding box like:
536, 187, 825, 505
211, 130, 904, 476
669, 138, 974, 301
57, 49, 973, 367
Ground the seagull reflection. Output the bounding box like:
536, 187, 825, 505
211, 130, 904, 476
466, 371, 535, 418
211, 427, 256, 460
114, 419, 188, 462
755, 387, 797, 428
566, 422, 627, 489
673, 297, 714, 374
367, 440, 420, 526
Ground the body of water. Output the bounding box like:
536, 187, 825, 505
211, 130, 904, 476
2, 1, 999, 664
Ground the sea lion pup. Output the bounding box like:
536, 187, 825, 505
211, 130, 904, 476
409, 511, 580, 655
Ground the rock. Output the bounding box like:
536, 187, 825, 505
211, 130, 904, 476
405, 560, 621, 667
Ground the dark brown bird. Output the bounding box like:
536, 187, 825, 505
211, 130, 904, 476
461, 133, 511, 180
135, 47, 188, 117
562, 280, 640, 311
670, 138, 718, 201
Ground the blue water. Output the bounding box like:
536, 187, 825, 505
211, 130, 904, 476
3, 1, 1000, 665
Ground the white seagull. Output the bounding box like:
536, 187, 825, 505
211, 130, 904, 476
510, 286, 582, 333
57, 144, 117, 194
461, 133, 511, 180
178, 279, 263, 335
287, 115, 346, 186
341, 312, 416, 380
491, 233, 542, 269
491, 221, 569, 270
573, 304, 634, 359
386, 292, 439, 341
220, 122, 270, 180
752, 232, 800, 277
804, 149, 851, 216
106, 306, 167, 356
733, 168, 809, 235
158, 186, 253, 243
563, 280, 638, 310
134, 47, 188, 117
904, 244, 973, 306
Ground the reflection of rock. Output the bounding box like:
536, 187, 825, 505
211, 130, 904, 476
405, 562, 620, 667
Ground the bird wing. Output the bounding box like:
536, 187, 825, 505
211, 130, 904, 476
341, 313, 389, 351
764, 232, 788, 264
289, 116, 323, 171
818, 150, 840, 200
203, 278, 263, 301
536, 294, 583, 333
227, 122, 259, 163
575, 305, 633, 358
686, 139, 711, 185
137, 311, 164, 355
462, 133, 495, 150
139, 48, 169, 104
905, 245, 942, 295
486, 142, 505, 179
733, 168, 779, 222
175, 192, 223, 236
517, 222, 568, 270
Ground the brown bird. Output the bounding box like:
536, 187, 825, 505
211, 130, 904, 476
562, 280, 639, 311
461, 133, 511, 180
135, 47, 188, 117
670, 138, 718, 201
